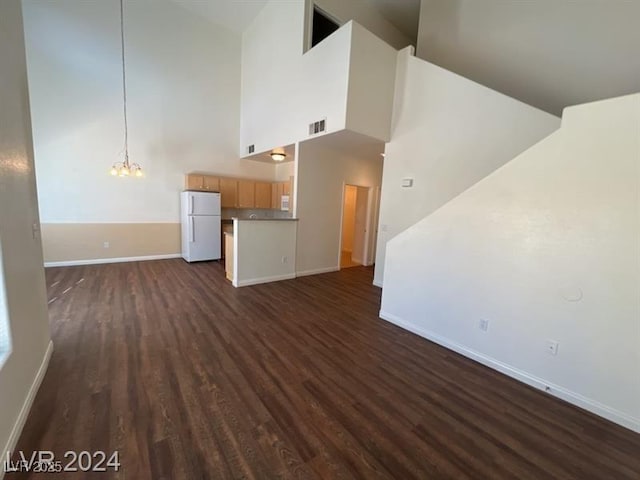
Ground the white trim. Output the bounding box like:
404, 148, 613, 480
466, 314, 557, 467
379, 311, 640, 434
232, 220, 239, 288
0, 340, 53, 479
44, 254, 181, 268
296, 266, 340, 277
235, 273, 296, 287
372, 279, 383, 288
40, 221, 179, 225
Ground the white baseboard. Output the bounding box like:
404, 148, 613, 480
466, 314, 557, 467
235, 273, 296, 287
296, 266, 340, 277
44, 253, 181, 268
0, 340, 53, 479
379, 311, 640, 434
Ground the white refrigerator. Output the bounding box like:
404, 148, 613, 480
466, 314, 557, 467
181, 191, 221, 262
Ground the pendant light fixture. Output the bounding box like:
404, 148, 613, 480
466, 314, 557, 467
110, 0, 142, 177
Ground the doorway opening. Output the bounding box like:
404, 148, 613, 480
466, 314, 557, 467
311, 6, 340, 48
340, 184, 370, 269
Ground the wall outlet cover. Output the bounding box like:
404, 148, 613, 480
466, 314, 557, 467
546, 340, 559, 356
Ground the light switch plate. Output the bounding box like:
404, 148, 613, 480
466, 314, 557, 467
401, 178, 414, 188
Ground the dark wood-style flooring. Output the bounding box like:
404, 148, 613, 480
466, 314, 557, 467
10, 259, 640, 479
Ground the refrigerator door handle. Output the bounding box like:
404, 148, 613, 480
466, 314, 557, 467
189, 195, 194, 215
189, 217, 195, 242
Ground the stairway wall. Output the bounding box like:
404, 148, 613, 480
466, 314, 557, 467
380, 93, 640, 432
374, 48, 559, 286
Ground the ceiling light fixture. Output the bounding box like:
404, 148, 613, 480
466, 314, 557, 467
111, 0, 142, 178
270, 152, 286, 162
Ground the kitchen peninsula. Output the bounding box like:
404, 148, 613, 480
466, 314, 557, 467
225, 218, 298, 287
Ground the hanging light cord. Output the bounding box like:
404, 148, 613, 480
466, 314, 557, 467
120, 0, 129, 164
109, 0, 142, 177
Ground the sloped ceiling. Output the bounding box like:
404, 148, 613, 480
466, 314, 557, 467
365, 0, 420, 43
418, 0, 640, 115
168, 0, 268, 33
171, 0, 421, 43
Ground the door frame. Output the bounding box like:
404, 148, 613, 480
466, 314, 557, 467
337, 183, 380, 269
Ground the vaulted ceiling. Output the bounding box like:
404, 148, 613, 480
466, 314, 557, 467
364, 0, 420, 43
418, 0, 640, 115
168, 0, 268, 34
169, 0, 420, 44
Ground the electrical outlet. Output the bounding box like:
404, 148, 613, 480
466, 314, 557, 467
479, 318, 489, 332
545, 340, 559, 356
103, 241, 110, 249
281, 256, 288, 264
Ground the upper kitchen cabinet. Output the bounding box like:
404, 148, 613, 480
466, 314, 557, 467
219, 178, 238, 208
186, 174, 205, 191
237, 180, 256, 208
271, 183, 280, 209
186, 174, 220, 192
204, 176, 220, 192
255, 182, 272, 209
240, 2, 397, 158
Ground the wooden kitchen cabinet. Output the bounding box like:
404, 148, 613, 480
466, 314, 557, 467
224, 232, 234, 282
237, 180, 256, 208
276, 183, 285, 209
219, 178, 238, 207
184, 173, 293, 211
287, 176, 294, 212
271, 183, 279, 209
185, 174, 205, 191
203, 175, 220, 191
255, 182, 272, 209
269, 181, 293, 210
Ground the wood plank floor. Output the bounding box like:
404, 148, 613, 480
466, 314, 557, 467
9, 259, 640, 479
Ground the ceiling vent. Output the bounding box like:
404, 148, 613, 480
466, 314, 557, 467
247, 144, 255, 154
308, 119, 326, 136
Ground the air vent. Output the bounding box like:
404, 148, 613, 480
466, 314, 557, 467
308, 118, 326, 136
247, 144, 255, 154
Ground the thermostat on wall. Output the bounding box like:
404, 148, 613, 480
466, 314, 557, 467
401, 178, 414, 188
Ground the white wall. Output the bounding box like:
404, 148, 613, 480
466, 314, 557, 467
313, 0, 412, 50
275, 161, 295, 182
351, 185, 368, 264
345, 22, 397, 142
417, 0, 640, 115
240, 1, 351, 157
234, 220, 297, 287
341, 185, 357, 252
374, 48, 560, 286
0, 251, 8, 358
241, 0, 401, 158
381, 93, 640, 432
0, 0, 52, 467
296, 135, 383, 275
22, 0, 274, 225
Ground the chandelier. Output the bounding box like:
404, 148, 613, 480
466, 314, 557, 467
111, 0, 142, 177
